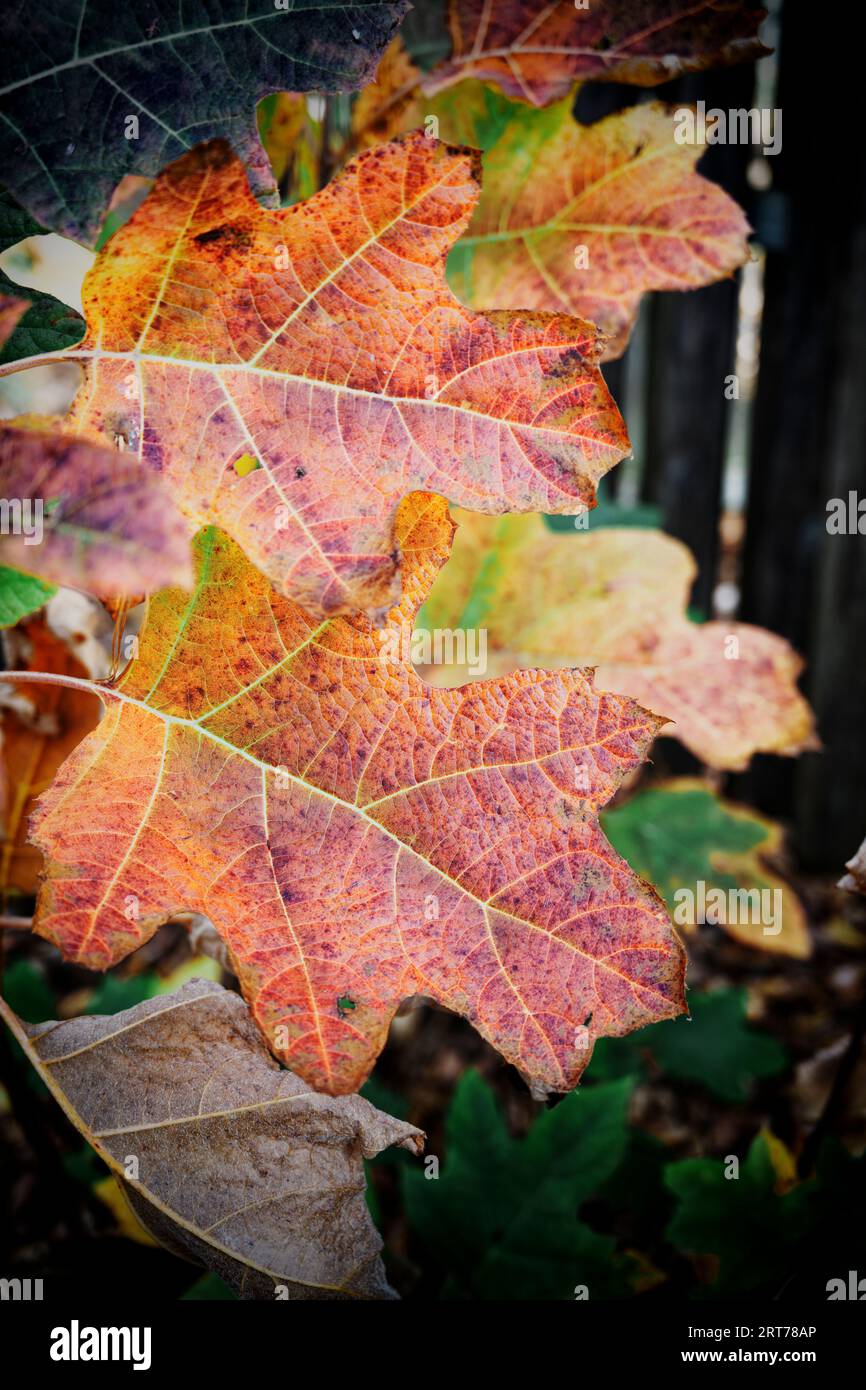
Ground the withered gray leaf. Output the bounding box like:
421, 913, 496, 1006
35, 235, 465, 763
839, 836, 866, 895
0, 978, 423, 1299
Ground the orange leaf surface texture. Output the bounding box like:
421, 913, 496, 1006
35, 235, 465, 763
429, 0, 769, 106
1, 619, 101, 898
447, 98, 752, 360
28, 495, 685, 1096
58, 134, 629, 619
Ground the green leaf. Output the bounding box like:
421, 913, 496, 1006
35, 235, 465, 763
2, 959, 56, 1024
0, 191, 84, 363
180, 1273, 238, 1301
666, 1133, 801, 1295
402, 1071, 636, 1299
589, 989, 787, 1103
663, 1134, 866, 1299
602, 785, 765, 917
0, 2, 410, 245
647, 990, 786, 1102
602, 783, 810, 957
83, 973, 160, 1016
0, 563, 56, 626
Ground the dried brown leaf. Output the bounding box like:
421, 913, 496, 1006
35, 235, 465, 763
0, 978, 423, 1299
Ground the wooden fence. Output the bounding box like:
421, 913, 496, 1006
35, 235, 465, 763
582, 0, 865, 872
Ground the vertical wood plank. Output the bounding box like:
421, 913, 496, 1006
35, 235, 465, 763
642, 66, 754, 617
736, 2, 865, 866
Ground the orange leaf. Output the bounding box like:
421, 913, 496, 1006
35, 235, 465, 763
22, 497, 685, 1096
51, 135, 628, 619
0, 619, 101, 899
351, 37, 423, 148
0, 296, 28, 349
428, 0, 769, 107
419, 514, 816, 772
448, 98, 751, 359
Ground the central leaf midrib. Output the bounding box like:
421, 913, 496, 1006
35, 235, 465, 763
55, 347, 618, 457
100, 676, 675, 1005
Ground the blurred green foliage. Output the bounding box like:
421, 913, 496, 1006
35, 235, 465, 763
402, 1073, 636, 1299
588, 989, 788, 1102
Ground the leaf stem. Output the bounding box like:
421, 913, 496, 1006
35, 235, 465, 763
0, 668, 110, 697
0, 351, 81, 379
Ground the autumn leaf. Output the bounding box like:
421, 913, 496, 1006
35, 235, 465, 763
0, 294, 27, 349
0, 423, 193, 596
351, 62, 751, 357
446, 98, 752, 360
0, 191, 84, 364
0, 978, 423, 1299
0, 0, 411, 244
351, 36, 426, 148
0, 618, 101, 898
21, 134, 629, 619
418, 513, 816, 771
602, 781, 811, 958
427, 0, 769, 107
16, 494, 685, 1096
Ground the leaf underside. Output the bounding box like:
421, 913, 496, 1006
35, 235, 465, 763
0, 423, 193, 596
428, 0, 769, 107
0, 979, 423, 1299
